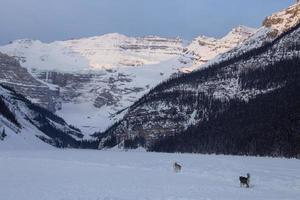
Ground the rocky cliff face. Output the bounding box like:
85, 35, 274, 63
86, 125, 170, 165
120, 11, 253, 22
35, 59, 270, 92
0, 53, 60, 112
97, 4, 300, 157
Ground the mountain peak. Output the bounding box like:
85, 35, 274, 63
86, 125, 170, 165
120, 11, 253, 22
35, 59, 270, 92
97, 33, 129, 40
11, 39, 42, 46
182, 25, 256, 71
228, 25, 257, 35
221, 26, 256, 41
263, 2, 300, 37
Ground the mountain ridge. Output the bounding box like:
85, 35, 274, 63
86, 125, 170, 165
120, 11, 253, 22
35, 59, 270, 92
0, 26, 255, 135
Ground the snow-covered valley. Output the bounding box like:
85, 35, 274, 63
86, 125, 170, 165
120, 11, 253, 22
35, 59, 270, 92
0, 150, 299, 200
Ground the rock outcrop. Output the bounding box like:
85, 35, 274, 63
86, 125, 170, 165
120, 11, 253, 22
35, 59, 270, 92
263, 2, 300, 38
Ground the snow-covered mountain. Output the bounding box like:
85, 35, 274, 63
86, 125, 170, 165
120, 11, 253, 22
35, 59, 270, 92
97, 2, 300, 158
0, 29, 254, 136
0, 83, 97, 149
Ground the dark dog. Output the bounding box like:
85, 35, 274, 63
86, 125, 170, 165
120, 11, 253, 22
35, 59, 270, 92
173, 162, 182, 173
239, 173, 250, 188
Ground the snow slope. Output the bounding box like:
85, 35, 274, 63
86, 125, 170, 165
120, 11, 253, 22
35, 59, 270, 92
0, 84, 85, 149
0, 87, 52, 150
0, 150, 299, 200
0, 118, 51, 150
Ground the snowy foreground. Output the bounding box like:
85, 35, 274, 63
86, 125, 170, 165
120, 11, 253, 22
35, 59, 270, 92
0, 150, 299, 200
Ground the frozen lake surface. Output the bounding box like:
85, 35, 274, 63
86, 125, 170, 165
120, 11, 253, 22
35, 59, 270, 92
0, 149, 299, 200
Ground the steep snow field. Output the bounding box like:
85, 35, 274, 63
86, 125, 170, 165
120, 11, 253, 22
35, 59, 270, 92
0, 150, 299, 200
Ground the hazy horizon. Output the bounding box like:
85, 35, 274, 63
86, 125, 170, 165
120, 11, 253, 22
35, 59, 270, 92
0, 0, 295, 44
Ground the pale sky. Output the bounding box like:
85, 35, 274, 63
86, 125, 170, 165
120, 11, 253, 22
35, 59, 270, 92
0, 0, 295, 44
